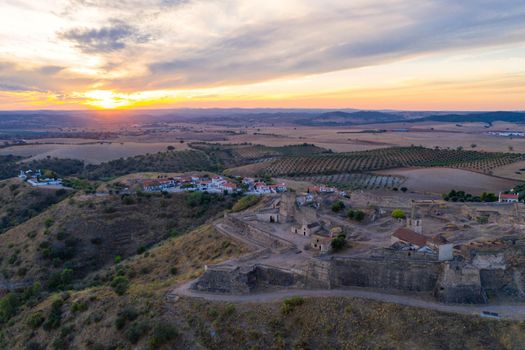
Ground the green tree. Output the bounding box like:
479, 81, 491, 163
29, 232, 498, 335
111, 276, 129, 295
331, 234, 346, 251
391, 209, 406, 219
0, 293, 20, 324
331, 201, 345, 213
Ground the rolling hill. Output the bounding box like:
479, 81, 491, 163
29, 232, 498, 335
411, 111, 525, 125
296, 110, 405, 126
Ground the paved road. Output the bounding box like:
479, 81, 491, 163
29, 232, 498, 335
170, 281, 525, 321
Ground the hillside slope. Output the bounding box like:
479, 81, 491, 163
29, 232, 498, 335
1, 223, 524, 349
0, 179, 70, 234
413, 111, 525, 124
0, 191, 237, 287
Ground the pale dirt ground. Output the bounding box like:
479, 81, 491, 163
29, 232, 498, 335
375, 168, 518, 195
0, 142, 187, 164
227, 122, 525, 153
492, 160, 525, 181
2, 121, 523, 167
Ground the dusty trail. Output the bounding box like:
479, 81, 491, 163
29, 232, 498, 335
170, 281, 525, 321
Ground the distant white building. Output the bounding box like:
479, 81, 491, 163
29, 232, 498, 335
19, 169, 62, 187
27, 178, 62, 186
498, 193, 519, 203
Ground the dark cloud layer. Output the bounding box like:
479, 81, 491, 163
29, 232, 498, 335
59, 21, 149, 53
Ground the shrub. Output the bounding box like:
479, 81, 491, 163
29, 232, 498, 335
47, 268, 74, 291
331, 234, 346, 252
122, 196, 135, 205
126, 321, 150, 344
149, 321, 179, 349
43, 298, 63, 330
25, 342, 43, 350
232, 195, 260, 212
115, 306, 139, 330
114, 255, 122, 264
391, 209, 406, 219
71, 301, 88, 313
44, 218, 54, 228
347, 209, 365, 222
170, 267, 178, 275
281, 296, 305, 315
331, 201, 345, 213
111, 276, 129, 295
26, 311, 45, 329
104, 206, 117, 214
169, 229, 179, 238
0, 293, 20, 324
477, 216, 489, 224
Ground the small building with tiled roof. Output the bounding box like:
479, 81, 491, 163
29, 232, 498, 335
391, 227, 428, 249
499, 193, 519, 203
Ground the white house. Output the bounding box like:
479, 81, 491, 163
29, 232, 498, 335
269, 183, 287, 193
498, 193, 519, 203
254, 182, 271, 194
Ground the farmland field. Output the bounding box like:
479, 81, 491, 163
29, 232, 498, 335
261, 147, 523, 176
376, 168, 518, 195
226, 122, 525, 153
0, 141, 187, 164
491, 160, 525, 181
291, 173, 405, 190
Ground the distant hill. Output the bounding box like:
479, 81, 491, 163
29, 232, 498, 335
411, 111, 525, 125
297, 110, 404, 126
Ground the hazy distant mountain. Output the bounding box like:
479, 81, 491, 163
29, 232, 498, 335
296, 110, 405, 126
411, 111, 525, 124
0, 111, 92, 129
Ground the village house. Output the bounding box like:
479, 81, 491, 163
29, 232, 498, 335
296, 193, 314, 206
242, 177, 255, 185
222, 182, 237, 193
254, 182, 271, 194
142, 179, 175, 192
212, 176, 226, 186
27, 177, 62, 187
498, 193, 520, 203
269, 183, 287, 193
427, 234, 454, 260
310, 232, 332, 252
20, 169, 62, 187
292, 221, 321, 237
391, 227, 428, 250
308, 185, 337, 194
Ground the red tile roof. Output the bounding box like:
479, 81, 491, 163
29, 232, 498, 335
393, 228, 428, 247
500, 193, 519, 199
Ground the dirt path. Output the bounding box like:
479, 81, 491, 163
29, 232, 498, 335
170, 281, 525, 321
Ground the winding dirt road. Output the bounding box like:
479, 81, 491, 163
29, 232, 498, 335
170, 281, 525, 321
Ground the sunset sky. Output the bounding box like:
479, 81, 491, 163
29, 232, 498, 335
1, 0, 525, 110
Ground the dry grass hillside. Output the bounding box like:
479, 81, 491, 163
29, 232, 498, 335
0, 224, 248, 349
2, 224, 524, 349
0, 191, 237, 287
0, 220, 525, 350
0, 179, 71, 234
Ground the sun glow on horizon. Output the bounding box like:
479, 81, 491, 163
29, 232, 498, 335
1, 1, 525, 110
